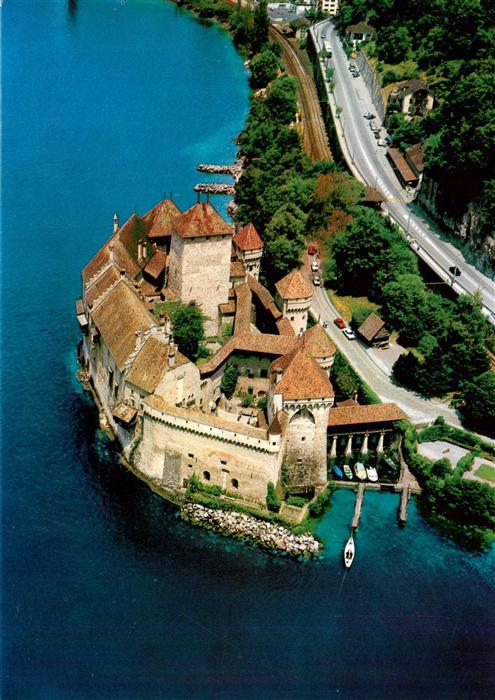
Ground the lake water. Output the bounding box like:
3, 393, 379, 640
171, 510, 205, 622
2, 1, 494, 698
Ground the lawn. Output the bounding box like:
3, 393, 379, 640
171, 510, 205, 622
327, 289, 379, 323
475, 464, 495, 483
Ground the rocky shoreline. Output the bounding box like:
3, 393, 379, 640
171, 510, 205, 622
181, 502, 321, 557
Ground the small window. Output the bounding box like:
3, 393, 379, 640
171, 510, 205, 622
301, 436, 306, 442
220, 459, 227, 466
290, 316, 295, 321
188, 464, 193, 469
231, 478, 239, 489
188, 453, 194, 458
203, 471, 210, 481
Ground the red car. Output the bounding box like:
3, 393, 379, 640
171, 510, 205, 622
308, 243, 319, 256
334, 317, 346, 329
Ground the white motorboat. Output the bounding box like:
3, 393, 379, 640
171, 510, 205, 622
344, 534, 355, 568
354, 462, 367, 481
366, 465, 379, 482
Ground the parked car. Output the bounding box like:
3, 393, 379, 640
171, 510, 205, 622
377, 139, 387, 147
349, 63, 356, 71
321, 32, 326, 39
311, 259, 319, 272
352, 70, 360, 77
363, 112, 375, 119
369, 121, 377, 131
334, 317, 346, 329
343, 328, 357, 340
307, 242, 319, 255
374, 130, 381, 139
312, 274, 321, 286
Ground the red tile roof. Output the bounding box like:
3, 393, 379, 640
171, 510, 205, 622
144, 250, 167, 280
144, 198, 181, 240
271, 347, 334, 401
126, 336, 188, 393
173, 202, 232, 239
230, 260, 246, 279
91, 280, 154, 370
234, 283, 252, 335
300, 324, 336, 358
275, 269, 313, 300
328, 403, 408, 427
276, 317, 296, 336
85, 265, 121, 307
233, 222, 264, 251
386, 148, 418, 185
357, 313, 386, 342
247, 274, 282, 320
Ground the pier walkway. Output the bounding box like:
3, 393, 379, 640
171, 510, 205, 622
352, 483, 365, 529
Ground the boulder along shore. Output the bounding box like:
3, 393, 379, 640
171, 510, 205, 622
181, 502, 321, 557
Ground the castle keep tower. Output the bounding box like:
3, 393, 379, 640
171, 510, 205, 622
167, 201, 233, 337
232, 222, 264, 281
275, 269, 313, 336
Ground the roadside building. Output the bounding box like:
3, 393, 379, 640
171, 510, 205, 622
405, 142, 425, 179
357, 312, 390, 348
386, 147, 419, 188
388, 79, 434, 119
318, 0, 340, 17
345, 23, 376, 48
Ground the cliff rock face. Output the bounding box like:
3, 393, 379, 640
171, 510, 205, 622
418, 175, 495, 271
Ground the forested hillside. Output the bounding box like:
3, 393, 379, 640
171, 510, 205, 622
340, 0, 495, 266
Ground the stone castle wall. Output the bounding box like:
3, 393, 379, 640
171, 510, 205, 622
138, 405, 283, 502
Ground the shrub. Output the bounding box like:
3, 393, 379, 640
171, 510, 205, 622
266, 482, 281, 512
309, 484, 334, 518
286, 496, 306, 508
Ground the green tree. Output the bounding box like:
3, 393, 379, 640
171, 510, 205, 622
264, 202, 307, 243
331, 351, 360, 400
266, 481, 281, 512
220, 364, 239, 399
264, 234, 305, 280
331, 207, 417, 297
249, 48, 280, 88
459, 371, 495, 437
265, 76, 298, 124
250, 0, 270, 54
171, 301, 206, 360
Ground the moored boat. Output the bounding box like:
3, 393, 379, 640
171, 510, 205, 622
332, 464, 344, 479
343, 464, 353, 480
354, 462, 367, 481
366, 465, 379, 482
344, 534, 355, 568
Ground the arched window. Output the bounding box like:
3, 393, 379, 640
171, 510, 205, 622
203, 471, 210, 481
231, 478, 239, 489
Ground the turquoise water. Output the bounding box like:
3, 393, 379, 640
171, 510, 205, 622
2, 1, 494, 698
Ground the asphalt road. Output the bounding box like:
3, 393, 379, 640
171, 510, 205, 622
309, 279, 462, 426
311, 21, 495, 322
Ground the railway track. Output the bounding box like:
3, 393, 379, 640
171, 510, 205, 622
269, 25, 332, 163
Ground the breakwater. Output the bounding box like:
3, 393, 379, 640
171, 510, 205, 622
181, 502, 321, 556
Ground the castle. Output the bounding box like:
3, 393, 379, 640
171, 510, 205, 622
77, 194, 407, 504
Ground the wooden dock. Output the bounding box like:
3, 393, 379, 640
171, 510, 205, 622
352, 483, 365, 530
399, 485, 411, 525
